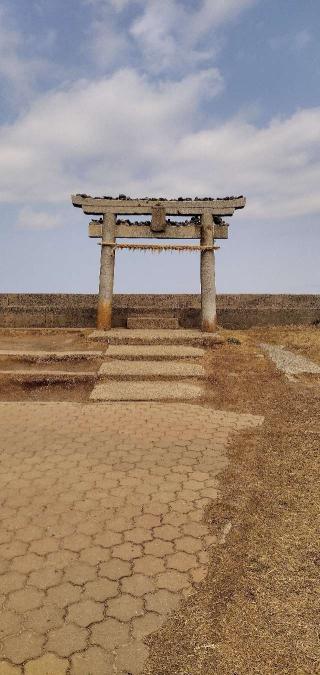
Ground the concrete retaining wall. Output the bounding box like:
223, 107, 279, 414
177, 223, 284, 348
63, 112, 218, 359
0, 294, 319, 329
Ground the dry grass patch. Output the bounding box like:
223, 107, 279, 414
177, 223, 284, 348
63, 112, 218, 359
144, 329, 320, 675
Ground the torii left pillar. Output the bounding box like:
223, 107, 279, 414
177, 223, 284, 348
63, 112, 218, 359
97, 212, 116, 330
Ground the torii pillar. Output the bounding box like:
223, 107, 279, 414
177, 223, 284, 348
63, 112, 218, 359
200, 211, 217, 332
97, 212, 116, 330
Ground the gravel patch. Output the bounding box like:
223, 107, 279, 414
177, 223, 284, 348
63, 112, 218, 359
260, 343, 320, 375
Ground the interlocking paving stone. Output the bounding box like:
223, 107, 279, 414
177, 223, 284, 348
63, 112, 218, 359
106, 344, 205, 360
121, 573, 155, 596
167, 551, 198, 572
90, 618, 130, 650
46, 583, 82, 608
90, 381, 203, 401
6, 588, 44, 613
83, 578, 118, 602
46, 624, 88, 658
106, 594, 144, 622
132, 612, 164, 639
24, 653, 68, 675
2, 631, 45, 664
0, 663, 22, 675
99, 359, 205, 379
0, 402, 263, 673
66, 599, 104, 627
144, 589, 182, 615
27, 567, 62, 590
70, 646, 114, 675
99, 558, 131, 580
0, 612, 22, 641
0, 573, 26, 595
115, 641, 149, 674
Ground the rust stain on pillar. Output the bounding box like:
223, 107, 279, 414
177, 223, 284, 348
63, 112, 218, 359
202, 316, 217, 332
97, 300, 112, 330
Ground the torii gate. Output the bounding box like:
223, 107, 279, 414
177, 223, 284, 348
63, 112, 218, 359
72, 194, 246, 332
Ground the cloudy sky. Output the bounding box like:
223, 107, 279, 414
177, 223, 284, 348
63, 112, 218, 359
0, 0, 319, 294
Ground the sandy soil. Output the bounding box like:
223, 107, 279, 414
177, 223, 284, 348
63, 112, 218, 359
0, 328, 102, 351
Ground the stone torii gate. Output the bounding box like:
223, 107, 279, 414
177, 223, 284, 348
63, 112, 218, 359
72, 194, 246, 332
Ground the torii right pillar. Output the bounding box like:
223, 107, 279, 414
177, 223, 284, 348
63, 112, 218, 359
200, 211, 217, 332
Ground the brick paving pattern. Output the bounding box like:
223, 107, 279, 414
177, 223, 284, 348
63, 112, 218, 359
0, 402, 262, 673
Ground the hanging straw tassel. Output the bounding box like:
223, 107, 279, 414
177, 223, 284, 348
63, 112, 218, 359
100, 242, 219, 253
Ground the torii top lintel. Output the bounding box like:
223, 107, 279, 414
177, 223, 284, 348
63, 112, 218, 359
71, 194, 246, 217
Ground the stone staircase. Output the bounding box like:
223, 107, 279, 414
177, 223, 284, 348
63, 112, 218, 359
89, 331, 210, 401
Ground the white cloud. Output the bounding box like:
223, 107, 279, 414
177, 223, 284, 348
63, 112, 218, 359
88, 0, 257, 74
191, 0, 257, 33
0, 68, 222, 201
129, 0, 257, 74
89, 15, 130, 70
16, 207, 63, 230
0, 68, 320, 223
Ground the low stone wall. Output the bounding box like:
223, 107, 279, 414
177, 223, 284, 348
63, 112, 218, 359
0, 294, 319, 329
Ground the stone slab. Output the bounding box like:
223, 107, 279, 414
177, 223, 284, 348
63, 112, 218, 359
127, 317, 179, 329
98, 360, 205, 379
89, 329, 224, 346
90, 382, 203, 401
106, 345, 205, 360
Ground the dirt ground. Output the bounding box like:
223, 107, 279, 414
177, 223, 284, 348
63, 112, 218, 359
145, 326, 320, 674
0, 328, 104, 402
0, 328, 103, 352
0, 326, 319, 673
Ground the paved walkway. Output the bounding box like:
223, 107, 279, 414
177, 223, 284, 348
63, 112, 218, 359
0, 401, 262, 674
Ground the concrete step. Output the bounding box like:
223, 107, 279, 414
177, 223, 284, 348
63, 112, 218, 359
106, 345, 205, 360
126, 309, 178, 317
0, 370, 95, 383
89, 329, 224, 347
0, 350, 103, 362
98, 360, 205, 380
127, 316, 179, 329
90, 381, 202, 401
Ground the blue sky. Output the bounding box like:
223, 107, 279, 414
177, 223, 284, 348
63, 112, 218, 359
0, 0, 319, 294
